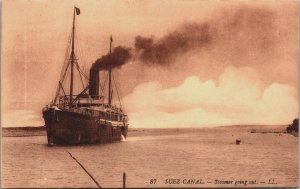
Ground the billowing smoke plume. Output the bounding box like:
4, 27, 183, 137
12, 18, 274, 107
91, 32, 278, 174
134, 5, 278, 65
135, 22, 212, 64
91, 46, 132, 70
93, 5, 281, 68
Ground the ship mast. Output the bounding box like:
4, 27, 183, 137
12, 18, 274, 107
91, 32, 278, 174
52, 7, 85, 106
108, 36, 113, 105
69, 7, 76, 107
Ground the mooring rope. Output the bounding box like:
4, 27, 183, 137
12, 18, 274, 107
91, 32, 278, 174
67, 151, 101, 188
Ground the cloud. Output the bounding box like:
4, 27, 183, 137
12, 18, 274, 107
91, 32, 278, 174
123, 66, 298, 128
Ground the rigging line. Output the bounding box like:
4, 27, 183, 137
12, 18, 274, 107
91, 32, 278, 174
60, 30, 74, 83
83, 37, 94, 76
100, 72, 108, 96
77, 65, 89, 81
78, 66, 85, 89
59, 60, 71, 87
54, 82, 66, 104
72, 37, 89, 81
54, 33, 72, 94
59, 33, 72, 78
58, 40, 70, 80
74, 30, 81, 66
72, 24, 89, 94
76, 35, 86, 72
75, 59, 85, 89
73, 86, 89, 102
112, 71, 123, 109
54, 33, 72, 99
54, 59, 71, 102
67, 152, 101, 188
73, 53, 88, 80
74, 60, 89, 80
74, 28, 89, 78
58, 27, 73, 83
112, 71, 123, 101
59, 81, 67, 96
54, 60, 71, 103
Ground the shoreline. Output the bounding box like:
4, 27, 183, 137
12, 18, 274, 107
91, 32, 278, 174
2, 126, 46, 137
2, 124, 294, 137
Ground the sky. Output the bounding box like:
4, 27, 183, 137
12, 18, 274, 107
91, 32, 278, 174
2, 0, 298, 128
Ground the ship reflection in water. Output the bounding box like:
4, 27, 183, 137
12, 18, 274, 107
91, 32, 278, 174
2, 126, 298, 188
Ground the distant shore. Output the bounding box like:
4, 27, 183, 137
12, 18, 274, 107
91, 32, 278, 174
2, 124, 293, 137
2, 126, 46, 137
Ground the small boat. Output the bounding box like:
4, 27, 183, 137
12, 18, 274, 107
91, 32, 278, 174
250, 129, 256, 133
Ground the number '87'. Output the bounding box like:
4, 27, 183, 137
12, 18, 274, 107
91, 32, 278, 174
150, 179, 157, 184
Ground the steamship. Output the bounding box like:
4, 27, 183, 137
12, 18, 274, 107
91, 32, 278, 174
42, 7, 128, 145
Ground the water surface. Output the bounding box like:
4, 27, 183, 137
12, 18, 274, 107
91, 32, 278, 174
2, 126, 298, 188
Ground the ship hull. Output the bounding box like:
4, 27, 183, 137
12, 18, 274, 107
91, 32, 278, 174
42, 108, 128, 145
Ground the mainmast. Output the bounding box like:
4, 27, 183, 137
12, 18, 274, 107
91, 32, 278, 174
108, 36, 113, 105
69, 7, 80, 107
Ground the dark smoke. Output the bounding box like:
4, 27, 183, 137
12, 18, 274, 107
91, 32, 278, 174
92, 5, 278, 68
92, 46, 132, 70
135, 22, 212, 64
134, 5, 277, 65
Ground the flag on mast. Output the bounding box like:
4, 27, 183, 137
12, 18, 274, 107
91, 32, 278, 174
75, 7, 80, 15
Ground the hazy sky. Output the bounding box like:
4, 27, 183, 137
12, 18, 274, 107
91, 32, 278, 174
2, 0, 298, 127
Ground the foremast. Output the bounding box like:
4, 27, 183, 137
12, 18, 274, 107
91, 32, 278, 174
53, 7, 83, 108
69, 7, 77, 107
69, 6, 82, 107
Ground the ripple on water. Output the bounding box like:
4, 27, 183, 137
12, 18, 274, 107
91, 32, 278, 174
2, 127, 298, 188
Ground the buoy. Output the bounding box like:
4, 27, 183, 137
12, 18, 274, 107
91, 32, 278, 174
236, 139, 241, 145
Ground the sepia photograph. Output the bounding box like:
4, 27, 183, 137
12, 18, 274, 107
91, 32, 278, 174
1, 0, 299, 188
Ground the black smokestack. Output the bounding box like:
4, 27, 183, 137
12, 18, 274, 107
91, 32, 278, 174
89, 46, 132, 97
134, 22, 212, 65
89, 69, 99, 97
